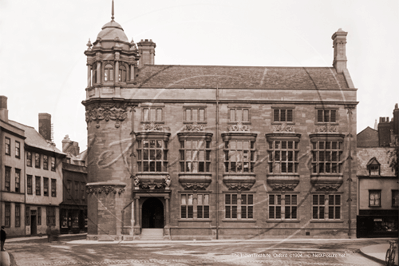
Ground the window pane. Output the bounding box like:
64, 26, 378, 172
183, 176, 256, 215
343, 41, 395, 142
236, 109, 242, 122
199, 109, 205, 121
243, 109, 249, 122
230, 109, 235, 121
281, 109, 286, 121
287, 109, 293, 122
331, 110, 336, 122
274, 109, 279, 121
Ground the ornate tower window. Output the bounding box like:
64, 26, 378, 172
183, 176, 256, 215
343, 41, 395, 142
104, 64, 114, 81
119, 65, 127, 82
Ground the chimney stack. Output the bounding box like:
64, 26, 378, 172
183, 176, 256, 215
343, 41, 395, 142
39, 113, 52, 141
62, 135, 80, 156
378, 116, 392, 147
137, 39, 156, 68
332, 28, 348, 73
0, 95, 8, 122
393, 103, 399, 135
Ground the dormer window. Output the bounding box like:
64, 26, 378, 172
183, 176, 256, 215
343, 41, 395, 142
104, 64, 114, 81
366, 157, 380, 176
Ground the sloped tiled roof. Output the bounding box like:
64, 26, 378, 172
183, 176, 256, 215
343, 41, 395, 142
8, 120, 64, 155
134, 65, 350, 90
357, 147, 396, 177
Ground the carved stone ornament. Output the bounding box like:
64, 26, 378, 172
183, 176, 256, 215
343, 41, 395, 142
228, 122, 249, 132
314, 125, 338, 133
85, 101, 135, 128
86, 185, 125, 195
269, 183, 299, 191
184, 124, 204, 132
314, 183, 342, 191
141, 122, 164, 132
180, 182, 210, 190
225, 182, 253, 191
134, 174, 171, 190
273, 123, 294, 133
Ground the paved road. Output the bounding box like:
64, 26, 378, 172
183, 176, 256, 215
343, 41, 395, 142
6, 239, 385, 266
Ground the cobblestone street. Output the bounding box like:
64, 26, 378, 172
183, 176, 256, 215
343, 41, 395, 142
6, 238, 385, 266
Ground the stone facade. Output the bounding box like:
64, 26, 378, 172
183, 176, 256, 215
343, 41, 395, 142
83, 12, 358, 240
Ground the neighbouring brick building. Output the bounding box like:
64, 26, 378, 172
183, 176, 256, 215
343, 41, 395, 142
83, 8, 358, 240
356, 104, 399, 238
60, 135, 88, 234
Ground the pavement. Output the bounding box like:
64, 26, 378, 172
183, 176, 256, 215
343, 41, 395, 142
1, 234, 397, 266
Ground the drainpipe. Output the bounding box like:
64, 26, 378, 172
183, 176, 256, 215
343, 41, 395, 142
346, 106, 354, 239
216, 85, 219, 239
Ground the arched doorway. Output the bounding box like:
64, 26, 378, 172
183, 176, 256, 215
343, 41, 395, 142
142, 198, 164, 228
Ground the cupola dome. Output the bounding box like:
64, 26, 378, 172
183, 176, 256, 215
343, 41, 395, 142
97, 20, 129, 42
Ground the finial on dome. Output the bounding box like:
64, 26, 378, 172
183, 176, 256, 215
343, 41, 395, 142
86, 39, 92, 50
111, 0, 115, 21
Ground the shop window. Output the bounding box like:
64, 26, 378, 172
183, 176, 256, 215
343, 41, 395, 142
317, 109, 337, 123
51, 179, 57, 197
15, 141, 20, 158
27, 151, 32, 167
311, 140, 343, 174
27, 175, 32, 194
369, 190, 381, 207
5, 137, 10, 155
5, 166, 11, 191
15, 169, 20, 193
225, 193, 253, 219
224, 140, 255, 173
312, 194, 341, 220
142, 107, 163, 122
268, 140, 299, 174
5, 203, 10, 227
44, 177, 49, 196
35, 153, 41, 168
393, 190, 399, 207
179, 139, 211, 173
104, 64, 114, 81
269, 194, 297, 220
229, 108, 250, 123
273, 108, 293, 123
36, 176, 41, 195
43, 155, 48, 170
183, 107, 206, 123
15, 204, 20, 227
137, 139, 168, 172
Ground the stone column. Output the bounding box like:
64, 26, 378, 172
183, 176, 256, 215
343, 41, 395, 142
96, 61, 101, 84
281, 194, 286, 220
164, 195, 170, 239
134, 196, 140, 235
87, 65, 91, 87
115, 61, 119, 82
130, 64, 134, 81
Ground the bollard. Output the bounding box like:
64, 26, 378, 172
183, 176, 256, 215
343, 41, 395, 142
0, 251, 11, 266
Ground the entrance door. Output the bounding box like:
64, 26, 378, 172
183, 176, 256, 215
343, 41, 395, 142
142, 198, 164, 228
31, 215, 37, 235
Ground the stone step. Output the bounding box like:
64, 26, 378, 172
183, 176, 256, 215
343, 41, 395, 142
141, 229, 163, 239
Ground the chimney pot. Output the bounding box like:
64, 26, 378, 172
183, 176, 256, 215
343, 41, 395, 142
39, 113, 52, 141
0, 95, 8, 122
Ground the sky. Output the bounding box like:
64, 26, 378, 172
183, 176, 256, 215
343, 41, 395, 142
0, 0, 398, 150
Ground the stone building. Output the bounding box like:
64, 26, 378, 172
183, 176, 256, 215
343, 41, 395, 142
60, 135, 88, 234
356, 104, 399, 238
83, 9, 358, 240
